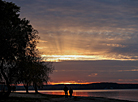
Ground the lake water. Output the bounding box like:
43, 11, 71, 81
39, 89, 138, 102
16, 89, 138, 102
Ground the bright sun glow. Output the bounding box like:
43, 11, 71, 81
41, 55, 108, 62
40, 54, 138, 62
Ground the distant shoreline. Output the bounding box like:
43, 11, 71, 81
15, 83, 138, 90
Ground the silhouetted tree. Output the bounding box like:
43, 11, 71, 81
0, 0, 39, 97
16, 56, 33, 93
31, 61, 53, 93
16, 57, 54, 93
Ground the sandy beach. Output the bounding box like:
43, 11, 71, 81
0, 92, 132, 102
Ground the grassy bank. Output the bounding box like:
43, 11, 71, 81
0, 92, 135, 102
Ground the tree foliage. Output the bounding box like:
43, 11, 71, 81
0, 1, 38, 60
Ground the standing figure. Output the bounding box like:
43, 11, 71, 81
63, 85, 68, 98
69, 87, 73, 98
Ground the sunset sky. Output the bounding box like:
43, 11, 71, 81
6, 0, 138, 84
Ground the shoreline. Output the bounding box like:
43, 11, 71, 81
0, 92, 135, 102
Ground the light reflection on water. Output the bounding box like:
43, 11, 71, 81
40, 89, 138, 102
16, 89, 138, 102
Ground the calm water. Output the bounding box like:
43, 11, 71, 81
16, 89, 138, 102
39, 89, 138, 102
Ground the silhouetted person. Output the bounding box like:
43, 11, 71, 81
69, 87, 73, 98
63, 85, 68, 98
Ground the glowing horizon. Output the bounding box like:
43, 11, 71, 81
47, 81, 138, 85
41, 55, 107, 62
41, 54, 138, 62
48, 81, 98, 85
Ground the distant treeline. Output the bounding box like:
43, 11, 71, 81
16, 83, 138, 90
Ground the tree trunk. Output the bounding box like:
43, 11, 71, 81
34, 83, 38, 93
4, 85, 11, 98
0, 59, 11, 98
24, 83, 29, 93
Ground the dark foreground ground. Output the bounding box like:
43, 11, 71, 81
0, 92, 136, 102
